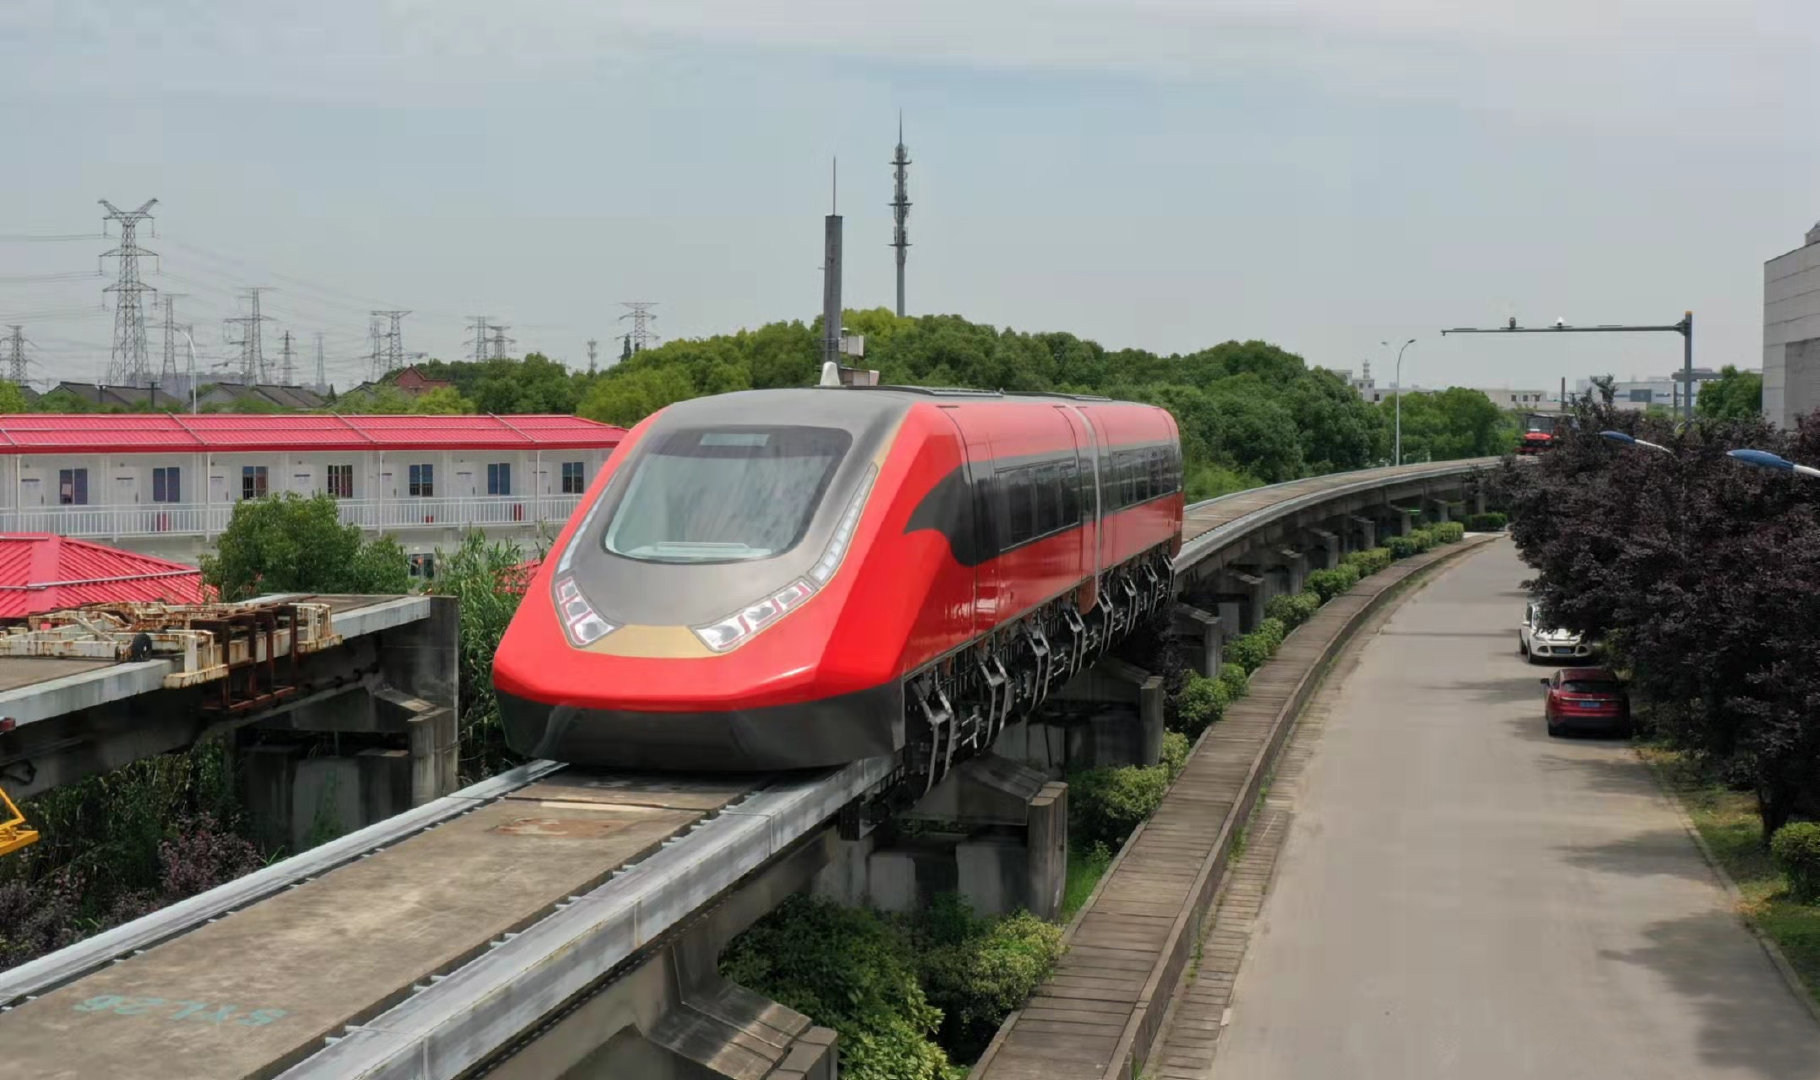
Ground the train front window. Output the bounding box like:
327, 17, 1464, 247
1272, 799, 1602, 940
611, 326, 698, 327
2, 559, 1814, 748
602, 426, 852, 563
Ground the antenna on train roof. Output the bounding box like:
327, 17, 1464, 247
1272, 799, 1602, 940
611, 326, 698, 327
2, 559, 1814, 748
819, 360, 842, 387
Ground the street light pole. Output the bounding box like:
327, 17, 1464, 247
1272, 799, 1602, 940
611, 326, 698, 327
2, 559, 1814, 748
178, 329, 199, 415
1390, 338, 1415, 466
1729, 448, 1820, 479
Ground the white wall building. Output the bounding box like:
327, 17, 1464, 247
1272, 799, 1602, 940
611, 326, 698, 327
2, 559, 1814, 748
1764, 222, 1820, 427
0, 414, 625, 569
1325, 368, 1550, 410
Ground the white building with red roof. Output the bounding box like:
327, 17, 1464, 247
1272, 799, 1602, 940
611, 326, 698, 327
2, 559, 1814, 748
0, 413, 625, 568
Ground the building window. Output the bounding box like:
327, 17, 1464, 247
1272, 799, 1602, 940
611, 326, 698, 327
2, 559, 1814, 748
408, 552, 435, 579
327, 464, 354, 499
1628, 389, 1652, 403
560, 461, 585, 494
487, 462, 512, 496
241, 466, 268, 500
58, 468, 88, 506
409, 463, 434, 497
152, 467, 181, 503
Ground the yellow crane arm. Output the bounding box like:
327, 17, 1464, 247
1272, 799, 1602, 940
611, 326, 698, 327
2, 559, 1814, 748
0, 784, 38, 856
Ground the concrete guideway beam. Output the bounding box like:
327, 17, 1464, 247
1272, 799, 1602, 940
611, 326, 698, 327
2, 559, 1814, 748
481, 830, 842, 1080
276, 756, 894, 1080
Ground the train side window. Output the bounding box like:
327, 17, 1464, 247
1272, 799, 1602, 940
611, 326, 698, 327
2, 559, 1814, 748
1059, 459, 1080, 525
1005, 466, 1035, 545
1035, 463, 1063, 535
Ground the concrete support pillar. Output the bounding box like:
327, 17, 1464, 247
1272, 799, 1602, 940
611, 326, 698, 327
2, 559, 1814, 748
1304, 528, 1341, 570
1474, 487, 1488, 515
1221, 569, 1268, 632
1394, 507, 1414, 535
1426, 497, 1451, 523
1350, 515, 1377, 551
1272, 547, 1308, 596
856, 756, 1070, 920
242, 742, 299, 853
1172, 603, 1224, 677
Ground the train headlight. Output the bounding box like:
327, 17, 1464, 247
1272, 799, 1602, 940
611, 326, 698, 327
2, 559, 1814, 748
691, 466, 876, 653
554, 575, 618, 647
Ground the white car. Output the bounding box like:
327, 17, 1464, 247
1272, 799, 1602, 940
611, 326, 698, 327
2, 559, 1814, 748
1519, 600, 1591, 663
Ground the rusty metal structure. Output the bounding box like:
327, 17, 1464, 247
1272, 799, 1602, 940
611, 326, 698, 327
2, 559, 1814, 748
0, 600, 342, 714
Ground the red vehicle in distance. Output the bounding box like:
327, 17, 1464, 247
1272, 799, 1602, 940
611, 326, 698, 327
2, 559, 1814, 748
1517, 412, 1562, 455
1542, 667, 1630, 737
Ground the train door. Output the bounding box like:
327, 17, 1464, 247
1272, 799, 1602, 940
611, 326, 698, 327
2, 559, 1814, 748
962, 418, 1002, 628
1059, 404, 1102, 614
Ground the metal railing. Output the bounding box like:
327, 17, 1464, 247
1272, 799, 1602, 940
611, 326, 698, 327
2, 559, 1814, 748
0, 494, 584, 539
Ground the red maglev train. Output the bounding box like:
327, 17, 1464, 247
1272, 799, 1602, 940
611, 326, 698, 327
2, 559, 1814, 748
493, 385, 1183, 780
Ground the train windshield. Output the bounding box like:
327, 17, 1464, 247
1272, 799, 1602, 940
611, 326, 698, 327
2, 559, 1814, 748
601, 426, 852, 563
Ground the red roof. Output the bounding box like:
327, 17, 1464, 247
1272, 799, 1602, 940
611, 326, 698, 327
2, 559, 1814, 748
0, 534, 208, 617
0, 414, 625, 455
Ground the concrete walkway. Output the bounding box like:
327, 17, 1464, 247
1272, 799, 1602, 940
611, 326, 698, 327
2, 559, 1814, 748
1215, 540, 1820, 1080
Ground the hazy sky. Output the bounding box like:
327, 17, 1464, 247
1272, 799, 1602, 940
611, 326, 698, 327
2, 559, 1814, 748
1, 1, 1815, 395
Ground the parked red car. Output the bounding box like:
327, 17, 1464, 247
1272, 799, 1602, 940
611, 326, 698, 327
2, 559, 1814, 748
1542, 667, 1630, 737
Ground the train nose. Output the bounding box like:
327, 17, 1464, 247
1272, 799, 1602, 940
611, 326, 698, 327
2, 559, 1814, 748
496, 682, 904, 772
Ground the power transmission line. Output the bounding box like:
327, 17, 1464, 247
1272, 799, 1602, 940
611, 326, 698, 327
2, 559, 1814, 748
222, 286, 274, 384
469, 315, 491, 364
158, 293, 187, 391
371, 309, 409, 377
488, 323, 514, 360
99, 198, 159, 386
4, 326, 27, 385
619, 302, 658, 353
279, 330, 296, 385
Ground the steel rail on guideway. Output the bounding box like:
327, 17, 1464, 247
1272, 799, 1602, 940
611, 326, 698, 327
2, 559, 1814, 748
0, 456, 1495, 1080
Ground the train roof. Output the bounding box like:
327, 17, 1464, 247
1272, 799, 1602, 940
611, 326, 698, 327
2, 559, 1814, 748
839, 385, 1119, 404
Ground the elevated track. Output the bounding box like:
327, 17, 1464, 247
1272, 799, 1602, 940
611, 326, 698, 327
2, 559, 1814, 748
0, 457, 1496, 1080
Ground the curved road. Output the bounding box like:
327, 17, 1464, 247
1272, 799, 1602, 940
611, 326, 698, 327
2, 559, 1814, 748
1216, 539, 1820, 1079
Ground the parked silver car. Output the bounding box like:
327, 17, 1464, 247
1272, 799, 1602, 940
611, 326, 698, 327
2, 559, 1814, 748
1519, 600, 1591, 663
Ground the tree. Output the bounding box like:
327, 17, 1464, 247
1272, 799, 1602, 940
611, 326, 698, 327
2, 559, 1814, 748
1384, 388, 1509, 462
1501, 407, 1820, 842
0, 381, 28, 413
1696, 365, 1763, 420
201, 493, 410, 601
408, 386, 475, 415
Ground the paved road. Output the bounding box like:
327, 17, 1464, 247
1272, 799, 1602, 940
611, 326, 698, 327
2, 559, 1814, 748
1216, 539, 1820, 1080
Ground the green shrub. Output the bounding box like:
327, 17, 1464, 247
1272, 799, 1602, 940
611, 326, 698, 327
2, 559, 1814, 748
1385, 534, 1419, 559
1464, 511, 1507, 532
1434, 521, 1465, 543
1218, 663, 1249, 700
914, 895, 1065, 1063
1225, 633, 1270, 673
1256, 617, 1287, 652
721, 896, 955, 1080
1344, 547, 1391, 576
1174, 674, 1229, 738
1772, 822, 1820, 903
1304, 564, 1360, 603
1408, 527, 1438, 553
1160, 730, 1191, 780
1070, 763, 1171, 851
1265, 590, 1321, 629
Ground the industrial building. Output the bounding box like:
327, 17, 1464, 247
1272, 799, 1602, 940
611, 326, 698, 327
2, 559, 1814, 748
1764, 221, 1820, 427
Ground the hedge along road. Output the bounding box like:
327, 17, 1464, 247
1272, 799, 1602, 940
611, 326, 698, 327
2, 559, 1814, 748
1214, 540, 1820, 1080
